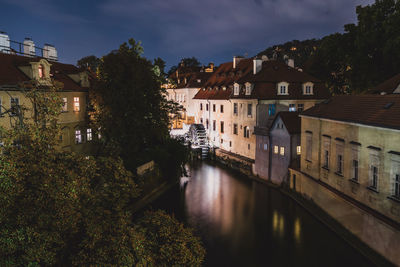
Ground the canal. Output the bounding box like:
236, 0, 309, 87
151, 161, 375, 267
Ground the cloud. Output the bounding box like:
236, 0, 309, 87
99, 0, 374, 62
0, 0, 89, 24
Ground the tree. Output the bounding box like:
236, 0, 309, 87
167, 57, 202, 76
77, 55, 101, 72
90, 39, 186, 176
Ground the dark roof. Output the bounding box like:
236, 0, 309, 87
232, 60, 330, 100
193, 59, 253, 100
302, 95, 400, 130
368, 73, 400, 95
0, 53, 86, 92
272, 111, 301, 134
175, 72, 213, 89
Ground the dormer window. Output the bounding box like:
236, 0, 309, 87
234, 83, 240, 96
277, 82, 289, 95
38, 64, 45, 79
245, 83, 253, 96
303, 82, 314, 95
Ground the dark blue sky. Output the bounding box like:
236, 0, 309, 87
0, 0, 374, 69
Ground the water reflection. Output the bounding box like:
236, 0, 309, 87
155, 162, 374, 267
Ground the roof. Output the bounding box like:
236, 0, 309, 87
368, 73, 400, 95
175, 72, 213, 89
272, 111, 301, 134
232, 60, 330, 100
301, 95, 400, 131
193, 58, 254, 100
0, 53, 87, 92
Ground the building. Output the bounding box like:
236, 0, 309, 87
368, 72, 400, 95
0, 50, 94, 154
268, 112, 301, 184
230, 59, 330, 179
289, 95, 400, 265
165, 62, 214, 133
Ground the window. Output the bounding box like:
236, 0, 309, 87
322, 137, 331, 168
297, 104, 304, 112
75, 130, 82, 144
337, 155, 343, 174
296, 146, 301, 155
38, 64, 45, 78
73, 97, 80, 112
220, 105, 224, 113
336, 143, 344, 175
247, 103, 252, 117
303, 82, 314, 95
221, 139, 223, 144
245, 83, 252, 95
229, 141, 232, 147
289, 104, 296, 112
323, 150, 330, 168
306, 132, 312, 161
62, 97, 67, 112
10, 97, 19, 116
220, 121, 224, 133
233, 103, 238, 115
391, 160, 400, 198
277, 82, 289, 95
264, 144, 268, 150
371, 166, 378, 189
200, 118, 203, 124
248, 144, 250, 150
213, 120, 216, 131
244, 126, 250, 138
274, 145, 279, 154
280, 147, 285, 156
234, 83, 240, 95
206, 104, 209, 111
268, 104, 276, 116
206, 119, 209, 129
87, 128, 92, 141
200, 103, 203, 110
213, 104, 216, 112
233, 123, 238, 135
352, 160, 359, 181
369, 151, 380, 190
394, 174, 400, 199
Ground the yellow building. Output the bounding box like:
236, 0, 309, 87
289, 95, 400, 266
0, 53, 95, 154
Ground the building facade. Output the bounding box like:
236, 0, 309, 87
289, 95, 400, 265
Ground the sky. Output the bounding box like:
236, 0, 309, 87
0, 0, 374, 69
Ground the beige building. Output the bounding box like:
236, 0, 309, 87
289, 95, 400, 265
0, 52, 95, 154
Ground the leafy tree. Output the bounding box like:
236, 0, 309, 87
167, 57, 202, 76
77, 55, 101, 72
132, 210, 206, 267
90, 39, 186, 176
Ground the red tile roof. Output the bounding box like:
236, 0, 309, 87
0, 53, 87, 92
368, 73, 400, 95
302, 95, 400, 130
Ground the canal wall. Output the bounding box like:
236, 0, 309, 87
291, 170, 400, 266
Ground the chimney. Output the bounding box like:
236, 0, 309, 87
287, 58, 295, 68
43, 43, 58, 61
23, 38, 35, 57
0, 31, 10, 53
233, 56, 244, 69
253, 58, 262, 75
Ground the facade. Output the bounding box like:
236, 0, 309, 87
230, 59, 330, 179
0, 52, 94, 154
166, 63, 214, 133
289, 95, 400, 265
268, 112, 301, 184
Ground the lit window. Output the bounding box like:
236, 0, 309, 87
280, 147, 285, 156
75, 130, 82, 144
289, 104, 296, 112
243, 126, 250, 138
10, 97, 19, 116
264, 144, 268, 150
87, 128, 92, 141
73, 97, 80, 112
62, 97, 67, 112
274, 145, 279, 154
38, 64, 45, 79
297, 146, 301, 155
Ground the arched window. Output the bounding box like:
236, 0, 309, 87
38, 64, 45, 78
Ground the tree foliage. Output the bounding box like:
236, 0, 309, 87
77, 55, 101, 72
90, 39, 186, 176
167, 57, 202, 76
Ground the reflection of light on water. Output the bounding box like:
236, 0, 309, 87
294, 218, 301, 243
272, 211, 285, 237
